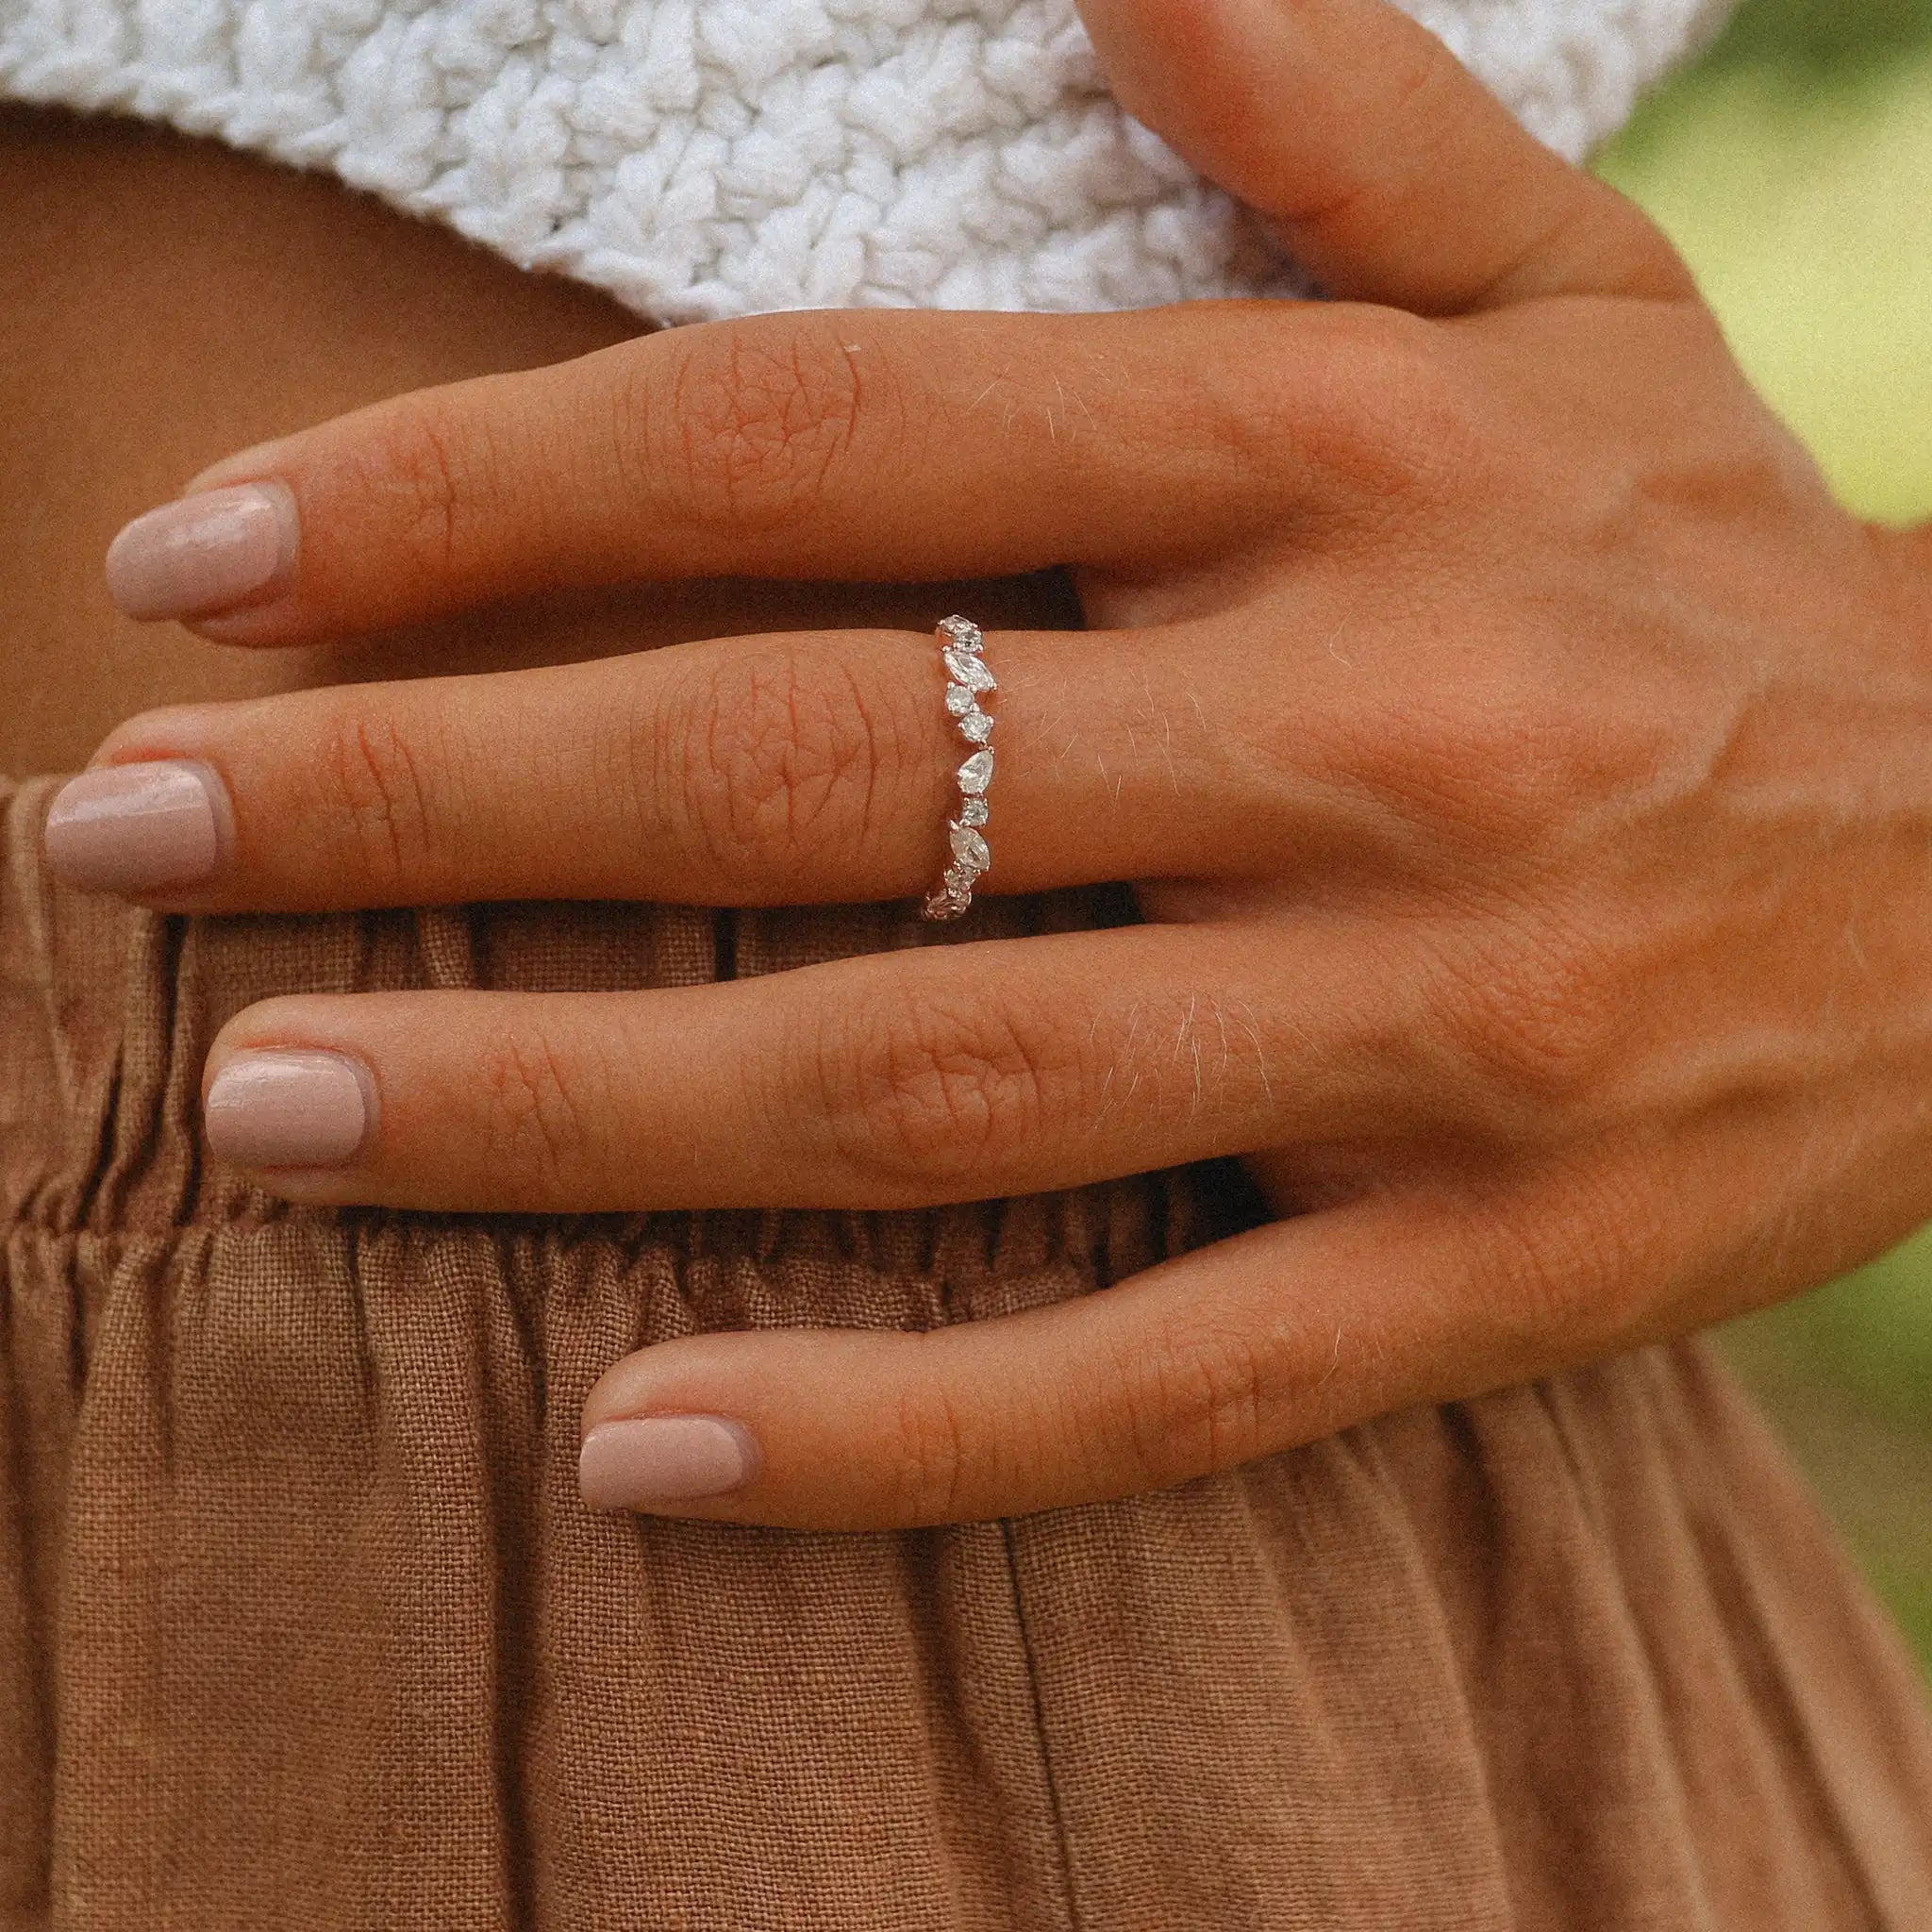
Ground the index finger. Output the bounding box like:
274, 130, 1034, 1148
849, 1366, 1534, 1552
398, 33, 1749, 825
106, 304, 1328, 644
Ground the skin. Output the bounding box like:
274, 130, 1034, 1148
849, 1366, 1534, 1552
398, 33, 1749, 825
34, 0, 1932, 1530
0, 106, 1068, 774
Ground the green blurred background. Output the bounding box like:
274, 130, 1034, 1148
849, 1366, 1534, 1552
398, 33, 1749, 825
1594, 0, 1932, 1674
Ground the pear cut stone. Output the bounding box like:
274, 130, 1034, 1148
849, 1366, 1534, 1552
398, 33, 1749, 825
922, 618, 999, 921
942, 648, 996, 693
949, 823, 991, 871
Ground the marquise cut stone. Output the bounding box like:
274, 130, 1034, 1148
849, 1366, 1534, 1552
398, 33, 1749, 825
943, 648, 996, 693
923, 619, 998, 921
949, 823, 991, 871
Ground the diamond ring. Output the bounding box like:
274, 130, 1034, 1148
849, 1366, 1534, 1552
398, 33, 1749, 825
920, 615, 995, 921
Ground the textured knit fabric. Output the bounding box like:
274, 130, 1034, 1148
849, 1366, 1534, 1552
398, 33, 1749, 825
0, 0, 1733, 325
6, 771, 1932, 1929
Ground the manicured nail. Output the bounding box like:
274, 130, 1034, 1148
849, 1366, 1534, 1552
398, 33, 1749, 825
204, 1050, 374, 1169
43, 759, 227, 894
578, 1416, 759, 1510
105, 481, 297, 621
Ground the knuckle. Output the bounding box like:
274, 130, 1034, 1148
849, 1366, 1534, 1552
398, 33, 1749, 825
808, 980, 1069, 1191
885, 1373, 972, 1524
311, 707, 441, 886
1122, 1310, 1281, 1483
1424, 695, 1573, 836
1463, 1170, 1660, 1352
358, 394, 493, 579
643, 322, 866, 536
1280, 309, 1487, 510
474, 1027, 592, 1185
1184, 346, 1314, 510
1343, 672, 1615, 853
1427, 919, 1624, 1130
658, 641, 906, 874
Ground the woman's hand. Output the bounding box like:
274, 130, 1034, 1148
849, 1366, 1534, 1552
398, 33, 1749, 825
46, 0, 1932, 1529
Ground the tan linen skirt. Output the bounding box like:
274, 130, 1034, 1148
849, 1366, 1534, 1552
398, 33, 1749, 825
4, 770, 1930, 1931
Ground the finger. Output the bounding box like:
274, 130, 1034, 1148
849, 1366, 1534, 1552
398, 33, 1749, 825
196, 921, 1437, 1213
574, 1190, 1541, 1527
57, 623, 1299, 910
106, 304, 1322, 643
1076, 0, 1696, 312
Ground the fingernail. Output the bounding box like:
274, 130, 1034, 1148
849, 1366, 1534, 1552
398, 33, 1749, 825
105, 481, 297, 621
43, 759, 228, 894
578, 1416, 759, 1510
204, 1050, 374, 1169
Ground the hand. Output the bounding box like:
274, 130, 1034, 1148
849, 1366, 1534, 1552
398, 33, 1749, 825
47, 0, 1932, 1530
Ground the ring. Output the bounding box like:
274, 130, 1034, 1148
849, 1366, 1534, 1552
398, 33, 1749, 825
920, 615, 996, 922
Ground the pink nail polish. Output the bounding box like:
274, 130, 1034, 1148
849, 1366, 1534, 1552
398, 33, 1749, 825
43, 760, 227, 894
204, 1050, 374, 1169
105, 481, 298, 621
578, 1416, 759, 1510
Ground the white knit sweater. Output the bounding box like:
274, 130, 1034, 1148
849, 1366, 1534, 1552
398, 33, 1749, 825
0, 0, 1730, 325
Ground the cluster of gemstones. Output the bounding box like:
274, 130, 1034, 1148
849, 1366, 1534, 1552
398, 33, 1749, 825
920, 615, 996, 920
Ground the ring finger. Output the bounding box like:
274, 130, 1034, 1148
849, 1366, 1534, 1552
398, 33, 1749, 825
46, 620, 1329, 911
